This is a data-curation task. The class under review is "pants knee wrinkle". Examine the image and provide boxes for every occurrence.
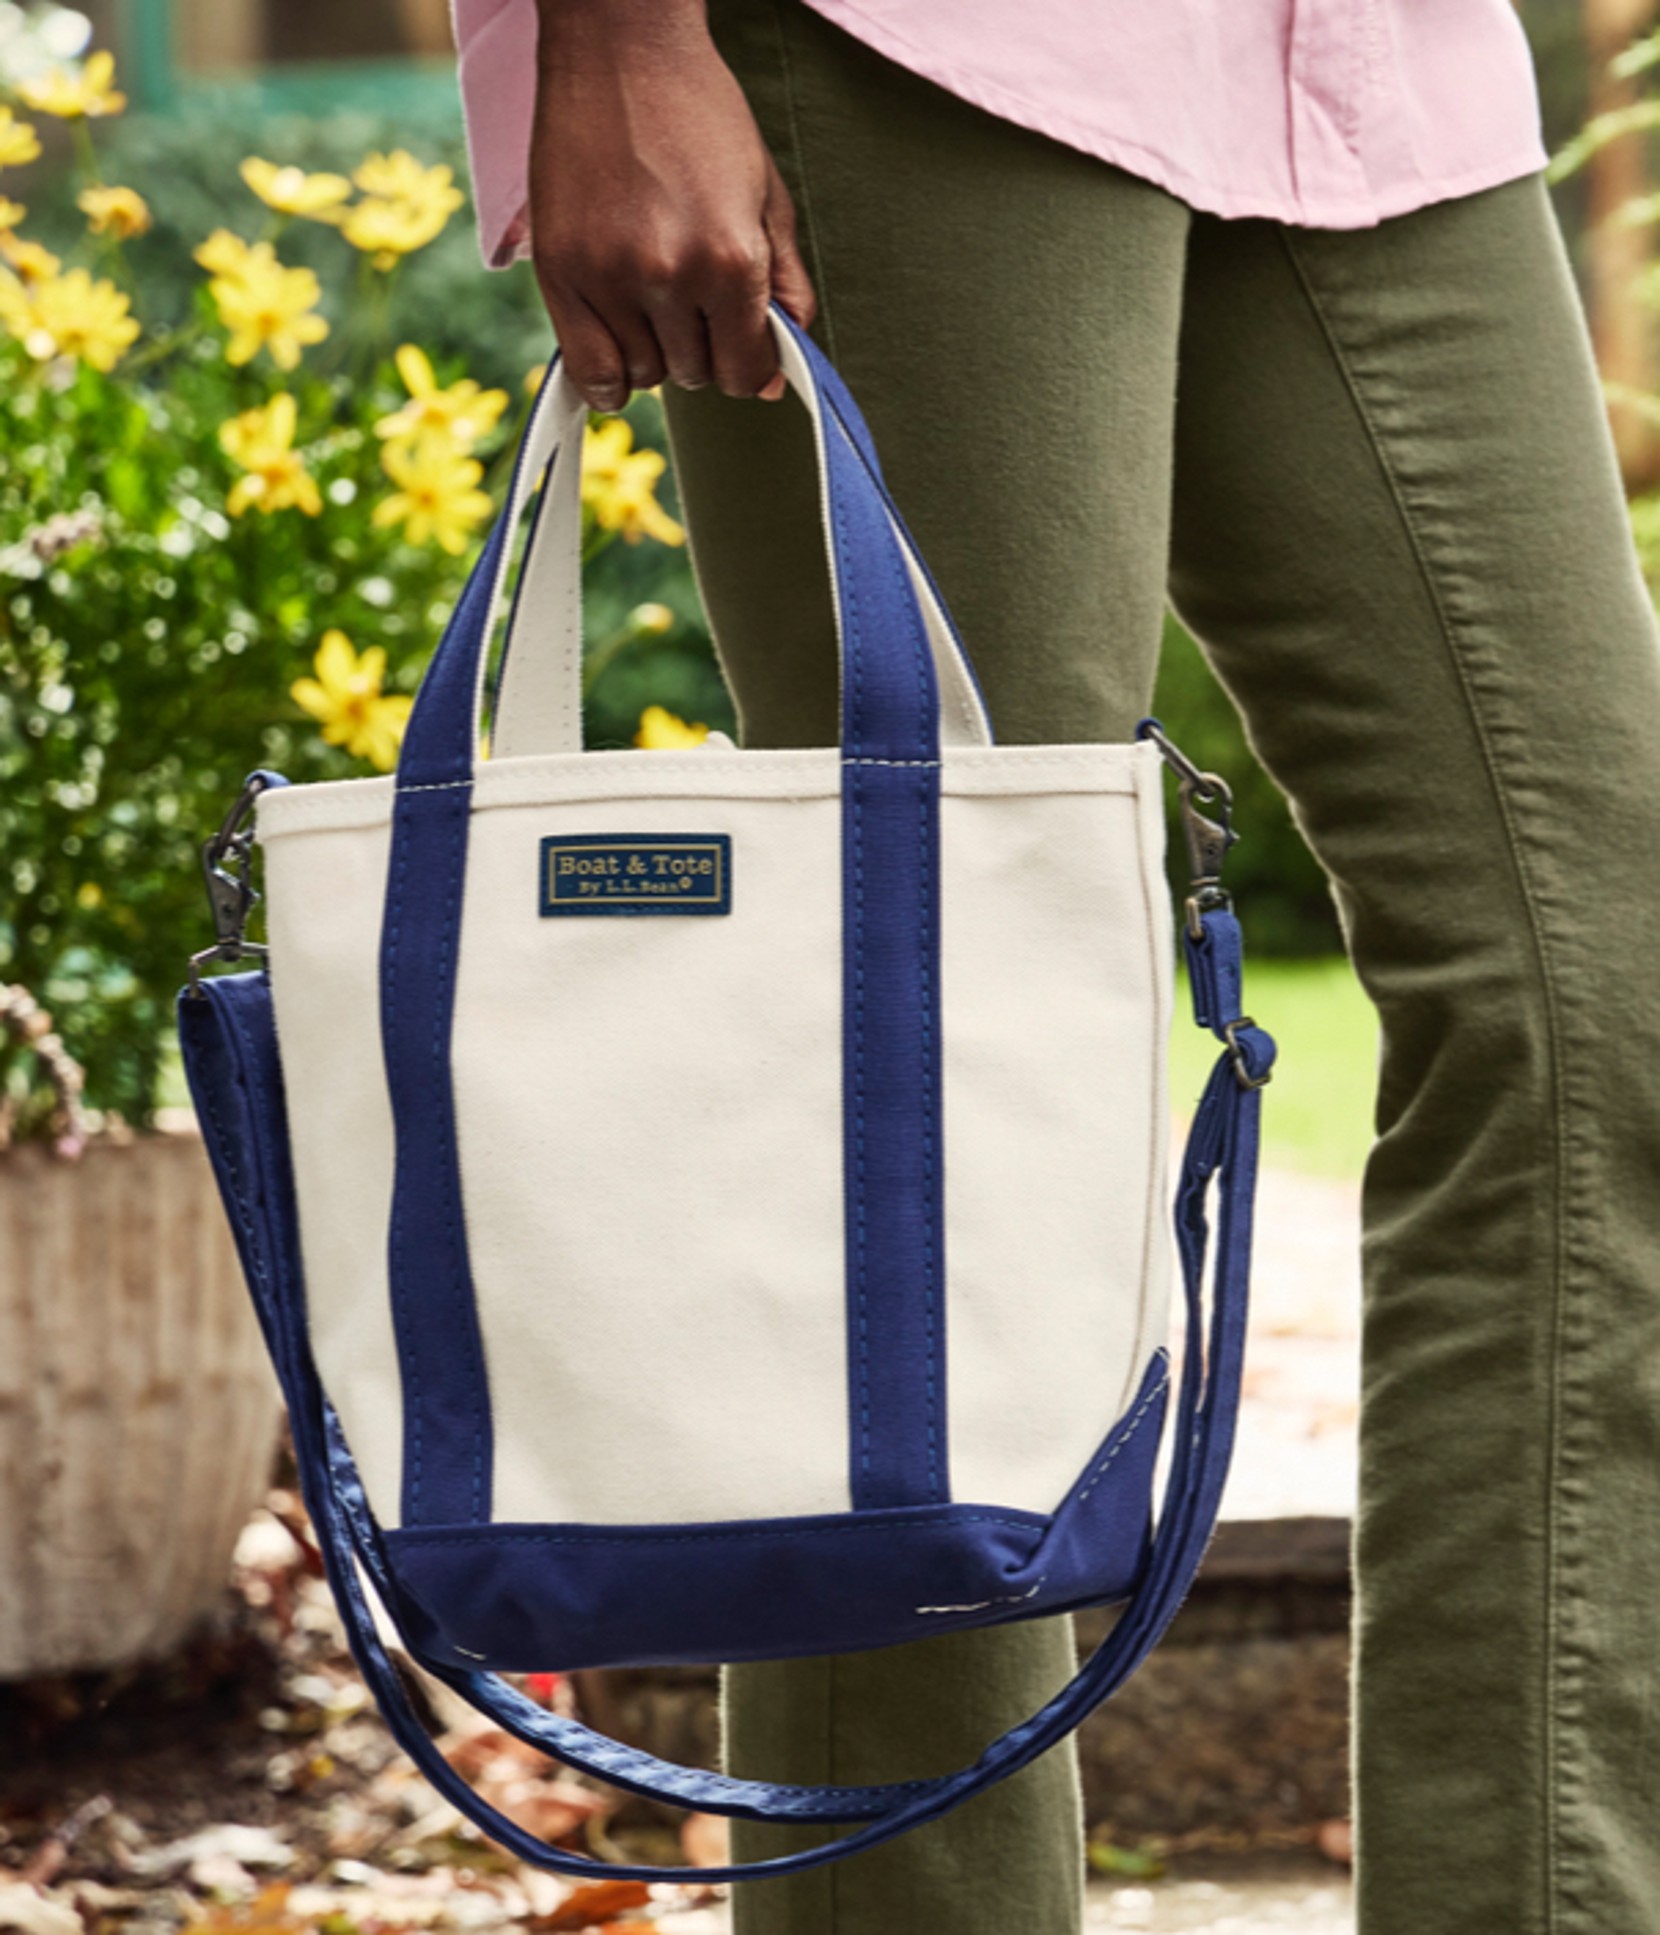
[1279,227,1602,1934]
[679,73,1644,1922]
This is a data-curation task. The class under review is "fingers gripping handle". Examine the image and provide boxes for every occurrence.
[402,302,992,780]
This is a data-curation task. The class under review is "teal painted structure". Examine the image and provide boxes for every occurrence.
[116,2,459,127]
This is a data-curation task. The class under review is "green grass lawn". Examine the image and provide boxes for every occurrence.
[1171,954,1377,1181]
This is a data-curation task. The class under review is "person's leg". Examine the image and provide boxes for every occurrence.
[656,1,1190,1927]
[663,0,1187,752]
[1169,172,1660,1933]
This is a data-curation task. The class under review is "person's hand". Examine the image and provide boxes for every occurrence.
[529,0,818,414]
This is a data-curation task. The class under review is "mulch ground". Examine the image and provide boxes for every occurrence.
[0,1488,725,1935]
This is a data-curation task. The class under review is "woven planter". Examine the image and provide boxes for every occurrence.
[0,1129,280,1678]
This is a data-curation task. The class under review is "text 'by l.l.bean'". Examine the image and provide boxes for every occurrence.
[539,834,732,916]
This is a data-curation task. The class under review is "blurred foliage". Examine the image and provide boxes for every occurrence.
[1149,618,1340,957]
[1548,18,1660,592]
[21,93,553,391]
[0,52,717,1132]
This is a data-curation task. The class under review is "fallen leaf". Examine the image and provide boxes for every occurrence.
[21,1797,112,1888]
[442,1727,539,1780]
[532,1879,652,1929]
[0,1882,83,1935]
[128,1826,293,1881]
[187,1855,257,1899]
[678,1816,728,1869]
[61,1883,142,1918]
[1086,1839,1166,1879]
[1316,1816,1353,1866]
[482,1782,609,1843]
[189,1884,304,1935]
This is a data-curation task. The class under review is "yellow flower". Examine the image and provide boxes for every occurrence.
[78,184,151,239]
[581,418,685,546]
[629,601,675,636]
[203,243,329,370]
[372,435,493,555]
[0,235,59,282]
[339,194,455,269]
[0,271,27,336]
[375,343,508,452]
[17,48,126,119]
[635,705,710,750]
[291,630,412,772]
[194,228,255,279]
[337,151,464,268]
[0,107,41,167]
[524,361,547,398]
[239,156,353,221]
[218,393,323,518]
[353,149,457,203]
[0,197,24,233]
[1,265,138,370]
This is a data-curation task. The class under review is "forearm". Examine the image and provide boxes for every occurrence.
[533,0,709,63]
[526,0,814,410]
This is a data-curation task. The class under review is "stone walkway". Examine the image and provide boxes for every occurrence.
[1087,1862,1353,1931]
[1225,1163,1362,1524]
[660,1863,1355,1933]
[1199,1160,1362,1526]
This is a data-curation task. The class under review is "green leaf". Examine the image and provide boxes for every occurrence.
[1087,1840,1166,1879]
[1547,99,1660,183]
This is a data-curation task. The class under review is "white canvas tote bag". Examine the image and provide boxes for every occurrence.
[178,302,1276,1881]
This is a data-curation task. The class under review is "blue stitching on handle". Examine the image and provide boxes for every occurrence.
[429,789,487,1523]
[384,815,424,1520]
[833,407,868,759]
[832,422,873,1496]
[920,772,939,1500]
[853,782,869,1485]
[885,461,943,1499]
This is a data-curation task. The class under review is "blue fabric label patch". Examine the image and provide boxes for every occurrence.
[539,834,732,916]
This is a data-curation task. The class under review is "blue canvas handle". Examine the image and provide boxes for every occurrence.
[397,303,988,790]
[178,906,1272,1881]
[376,308,987,1530]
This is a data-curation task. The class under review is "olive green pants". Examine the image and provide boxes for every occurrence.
[658,4,1660,1930]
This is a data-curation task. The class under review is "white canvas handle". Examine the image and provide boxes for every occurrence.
[484,308,993,759]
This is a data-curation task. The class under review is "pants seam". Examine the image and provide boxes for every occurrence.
[766,0,842,371]
[1275,220,1578,1935]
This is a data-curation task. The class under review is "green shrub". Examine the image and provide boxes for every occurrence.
[0,76,710,1131]
[22,90,555,392]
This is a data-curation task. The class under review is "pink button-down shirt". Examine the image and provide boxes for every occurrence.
[452,0,1547,268]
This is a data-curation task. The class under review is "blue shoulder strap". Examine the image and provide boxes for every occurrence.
[176,905,1272,1883]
